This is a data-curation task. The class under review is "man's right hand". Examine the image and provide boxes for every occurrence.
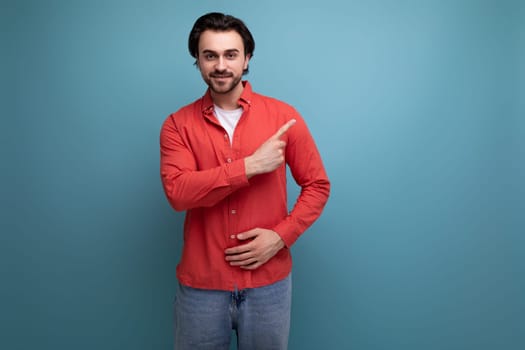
[244,119,296,178]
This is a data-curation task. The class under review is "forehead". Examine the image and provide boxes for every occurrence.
[198,30,244,53]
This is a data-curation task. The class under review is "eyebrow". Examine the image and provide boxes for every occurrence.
[201,49,241,55]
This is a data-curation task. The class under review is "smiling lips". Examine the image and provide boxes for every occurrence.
[211,73,233,79]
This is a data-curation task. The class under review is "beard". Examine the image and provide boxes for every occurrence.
[203,70,243,95]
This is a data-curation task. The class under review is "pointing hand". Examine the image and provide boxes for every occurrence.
[245,119,296,178]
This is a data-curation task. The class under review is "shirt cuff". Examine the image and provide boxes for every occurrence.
[227,158,249,189]
[273,218,301,248]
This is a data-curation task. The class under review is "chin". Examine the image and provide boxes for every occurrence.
[212,82,238,94]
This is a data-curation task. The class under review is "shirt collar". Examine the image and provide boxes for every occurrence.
[201,81,253,115]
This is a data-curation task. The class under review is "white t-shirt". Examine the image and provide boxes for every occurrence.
[214,105,243,144]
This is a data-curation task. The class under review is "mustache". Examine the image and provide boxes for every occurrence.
[210,71,233,78]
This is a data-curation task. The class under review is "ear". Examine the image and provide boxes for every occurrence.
[244,54,251,70]
[195,57,201,71]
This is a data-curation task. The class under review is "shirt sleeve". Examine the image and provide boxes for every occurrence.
[160,114,250,211]
[272,111,331,247]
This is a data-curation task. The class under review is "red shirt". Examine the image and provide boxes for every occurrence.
[160,82,330,291]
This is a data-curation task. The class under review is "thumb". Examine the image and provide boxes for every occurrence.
[236,229,259,240]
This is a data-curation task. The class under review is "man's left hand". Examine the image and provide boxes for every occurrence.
[224,228,285,270]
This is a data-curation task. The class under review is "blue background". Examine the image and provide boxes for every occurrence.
[2,0,524,349]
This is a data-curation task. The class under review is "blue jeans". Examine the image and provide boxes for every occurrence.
[173,274,292,350]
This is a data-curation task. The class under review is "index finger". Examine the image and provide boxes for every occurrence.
[225,242,252,255]
[273,119,296,139]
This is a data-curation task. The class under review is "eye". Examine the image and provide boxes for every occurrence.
[204,53,217,60]
[226,52,238,59]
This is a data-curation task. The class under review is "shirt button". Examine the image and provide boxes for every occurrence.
[231,209,237,214]
[230,235,236,239]
[227,158,232,163]
[224,133,228,139]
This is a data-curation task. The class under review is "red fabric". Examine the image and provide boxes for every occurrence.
[160,82,330,290]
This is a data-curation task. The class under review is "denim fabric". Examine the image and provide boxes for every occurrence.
[173,274,292,350]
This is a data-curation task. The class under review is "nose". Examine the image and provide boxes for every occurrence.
[216,56,227,71]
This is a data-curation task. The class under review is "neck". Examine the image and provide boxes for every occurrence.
[211,81,244,110]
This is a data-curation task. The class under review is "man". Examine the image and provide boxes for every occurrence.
[160,12,330,350]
